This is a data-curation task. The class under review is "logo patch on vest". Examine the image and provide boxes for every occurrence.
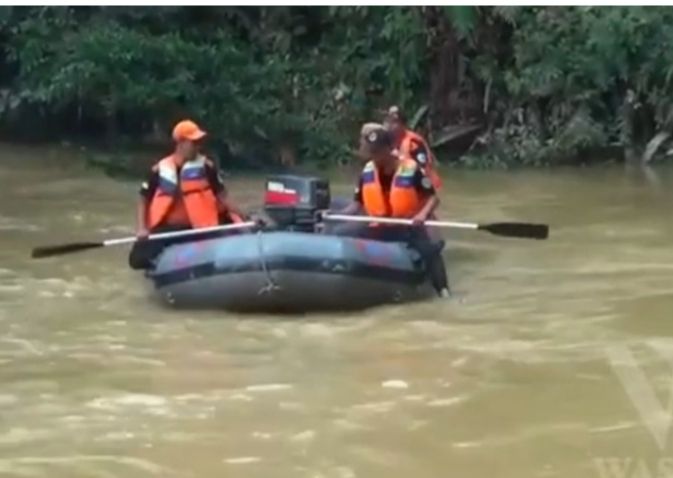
[416,152,427,164]
[394,177,414,188]
[182,167,204,180]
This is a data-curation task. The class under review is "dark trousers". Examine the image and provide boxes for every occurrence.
[128,224,190,270]
[128,215,240,270]
[330,222,449,294]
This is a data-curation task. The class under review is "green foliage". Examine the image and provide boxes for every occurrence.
[5,9,291,148]
[0,6,437,167]
[443,6,478,39]
[458,6,673,165]
[1,6,673,168]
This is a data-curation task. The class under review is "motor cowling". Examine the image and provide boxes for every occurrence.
[263,175,330,231]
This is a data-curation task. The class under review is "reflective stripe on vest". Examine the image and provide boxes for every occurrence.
[361,158,422,219]
[148,155,219,229]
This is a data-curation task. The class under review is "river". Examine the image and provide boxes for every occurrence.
[1,144,672,478]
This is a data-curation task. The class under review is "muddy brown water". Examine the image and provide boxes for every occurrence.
[1,144,673,478]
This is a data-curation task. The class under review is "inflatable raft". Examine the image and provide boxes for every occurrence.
[148,230,435,313]
[143,174,440,312]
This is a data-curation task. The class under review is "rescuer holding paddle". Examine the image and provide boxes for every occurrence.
[340,125,450,298]
[128,119,246,270]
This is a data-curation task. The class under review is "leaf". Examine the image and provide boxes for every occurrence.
[431,124,483,148]
[409,104,428,130]
[642,131,671,164]
[444,6,477,39]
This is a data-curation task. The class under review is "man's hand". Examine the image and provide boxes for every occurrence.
[219,195,246,220]
[339,201,362,216]
[249,213,267,227]
[136,226,150,239]
[411,212,427,226]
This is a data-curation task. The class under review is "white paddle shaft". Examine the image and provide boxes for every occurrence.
[322,213,479,230]
[103,221,257,246]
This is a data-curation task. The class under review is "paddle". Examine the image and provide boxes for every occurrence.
[321,213,549,240]
[30,221,258,259]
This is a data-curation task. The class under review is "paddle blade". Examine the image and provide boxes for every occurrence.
[478,222,549,240]
[31,242,103,259]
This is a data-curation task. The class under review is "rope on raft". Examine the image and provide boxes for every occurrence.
[255,230,281,295]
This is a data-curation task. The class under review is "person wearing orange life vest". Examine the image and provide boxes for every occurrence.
[128,119,246,270]
[383,105,442,190]
[339,126,450,297]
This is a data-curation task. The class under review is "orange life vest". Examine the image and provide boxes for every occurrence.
[361,158,424,218]
[397,129,442,190]
[147,154,220,229]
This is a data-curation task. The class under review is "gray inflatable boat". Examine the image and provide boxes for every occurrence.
[148,231,435,313]
[145,174,439,313]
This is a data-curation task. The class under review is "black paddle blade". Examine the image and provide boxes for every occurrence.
[31,242,103,259]
[478,222,549,240]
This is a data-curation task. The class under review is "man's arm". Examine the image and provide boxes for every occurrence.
[136,173,158,237]
[338,178,364,215]
[340,201,362,215]
[409,140,431,168]
[412,138,443,189]
[206,164,247,219]
[136,196,149,237]
[411,168,439,223]
[414,195,439,223]
[219,192,247,219]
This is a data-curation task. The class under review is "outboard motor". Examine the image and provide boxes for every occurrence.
[263,175,330,232]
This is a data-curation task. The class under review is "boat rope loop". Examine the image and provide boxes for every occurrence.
[255,230,281,295]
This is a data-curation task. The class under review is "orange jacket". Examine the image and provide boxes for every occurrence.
[147,154,220,229]
[361,158,424,218]
[396,129,442,190]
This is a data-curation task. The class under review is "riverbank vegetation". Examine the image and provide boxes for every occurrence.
[1,6,673,169]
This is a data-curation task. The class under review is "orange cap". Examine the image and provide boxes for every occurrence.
[172,120,207,142]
